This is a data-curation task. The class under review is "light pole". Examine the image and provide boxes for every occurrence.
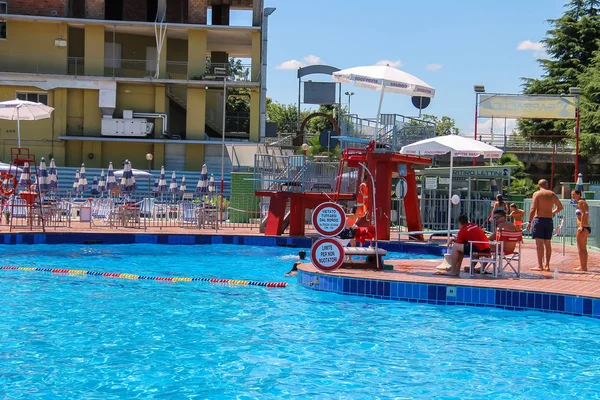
[345,91,354,114]
[145,153,153,230]
[569,87,582,182]
[473,85,485,166]
[221,77,227,227]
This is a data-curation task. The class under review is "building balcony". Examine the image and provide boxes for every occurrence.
[0,53,255,82]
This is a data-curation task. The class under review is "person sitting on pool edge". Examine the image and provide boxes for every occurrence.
[440,215,490,277]
[285,250,307,277]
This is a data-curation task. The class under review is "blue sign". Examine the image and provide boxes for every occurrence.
[395,178,408,199]
[319,130,340,149]
[397,164,407,177]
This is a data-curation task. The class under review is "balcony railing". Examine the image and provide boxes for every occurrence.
[0,53,255,82]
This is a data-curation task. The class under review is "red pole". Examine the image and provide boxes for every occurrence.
[220,179,224,224]
[551,143,556,190]
[473,93,478,166]
[574,106,580,182]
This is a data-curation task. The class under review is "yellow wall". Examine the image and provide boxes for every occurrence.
[101,142,155,168]
[115,83,156,115]
[186,88,206,140]
[251,31,261,82]
[188,29,207,79]
[85,25,105,75]
[83,90,101,135]
[0,20,68,75]
[67,89,84,136]
[185,145,204,171]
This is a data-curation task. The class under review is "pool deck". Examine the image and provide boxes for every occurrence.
[299,241,600,299]
[2,222,600,299]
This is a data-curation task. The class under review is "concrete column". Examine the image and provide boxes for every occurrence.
[186,88,206,140]
[159,36,168,79]
[249,89,260,142]
[188,0,208,24]
[83,90,101,136]
[154,85,167,138]
[187,30,208,79]
[84,25,105,76]
[85,0,105,19]
[251,31,261,82]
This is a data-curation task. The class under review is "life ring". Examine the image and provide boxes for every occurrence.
[0,173,17,197]
[356,182,370,218]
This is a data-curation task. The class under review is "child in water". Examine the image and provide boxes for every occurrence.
[285,250,307,277]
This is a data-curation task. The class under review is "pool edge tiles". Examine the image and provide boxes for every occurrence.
[298,270,600,320]
[0,233,313,248]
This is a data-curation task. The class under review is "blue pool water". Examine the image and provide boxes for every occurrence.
[1,244,599,399]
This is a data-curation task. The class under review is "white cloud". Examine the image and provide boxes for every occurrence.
[276,55,323,70]
[517,40,547,57]
[375,59,403,68]
[425,63,443,71]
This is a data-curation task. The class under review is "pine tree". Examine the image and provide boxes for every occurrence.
[519,0,600,145]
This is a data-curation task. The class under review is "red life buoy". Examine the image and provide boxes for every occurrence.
[0,173,17,197]
[356,182,370,218]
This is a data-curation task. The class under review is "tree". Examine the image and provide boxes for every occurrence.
[266,100,308,132]
[226,58,250,115]
[488,153,537,195]
[519,0,600,147]
[420,114,460,136]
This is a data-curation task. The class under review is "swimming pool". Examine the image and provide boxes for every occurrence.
[1,243,599,398]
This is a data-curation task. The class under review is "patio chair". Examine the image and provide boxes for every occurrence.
[468,240,500,277]
[180,201,198,226]
[9,198,28,218]
[496,229,523,278]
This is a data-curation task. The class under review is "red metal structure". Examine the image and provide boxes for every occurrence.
[256,141,432,240]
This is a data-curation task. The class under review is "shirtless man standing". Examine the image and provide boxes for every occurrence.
[527,179,563,271]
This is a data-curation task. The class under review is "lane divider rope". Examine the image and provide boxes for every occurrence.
[1,266,287,288]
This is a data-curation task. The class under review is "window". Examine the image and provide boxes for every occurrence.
[0,21,6,40]
[17,92,48,105]
[0,3,7,14]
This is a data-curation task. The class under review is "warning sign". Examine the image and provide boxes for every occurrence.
[312,202,346,237]
[311,238,345,272]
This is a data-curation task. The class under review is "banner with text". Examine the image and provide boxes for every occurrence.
[478,94,577,120]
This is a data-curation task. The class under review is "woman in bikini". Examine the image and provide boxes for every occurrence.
[572,189,591,272]
[488,194,508,224]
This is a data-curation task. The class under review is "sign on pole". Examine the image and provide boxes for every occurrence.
[311,238,345,272]
[312,202,346,237]
[395,178,408,199]
[425,177,438,190]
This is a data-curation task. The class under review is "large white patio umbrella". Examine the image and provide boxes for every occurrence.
[333,65,435,138]
[401,135,503,246]
[0,100,54,147]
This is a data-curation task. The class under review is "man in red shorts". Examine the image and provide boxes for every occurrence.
[443,215,490,276]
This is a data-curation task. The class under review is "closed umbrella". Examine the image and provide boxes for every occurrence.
[106,162,117,192]
[169,171,178,194]
[48,158,58,192]
[78,163,89,194]
[333,65,435,137]
[208,174,215,194]
[72,170,80,193]
[98,169,106,195]
[196,164,208,195]
[180,175,187,194]
[91,177,99,196]
[0,99,54,148]
[17,162,31,192]
[37,157,50,193]
[120,160,137,193]
[152,178,159,194]
[158,166,168,194]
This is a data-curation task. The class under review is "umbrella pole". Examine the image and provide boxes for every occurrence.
[375,90,385,140]
[446,152,454,249]
[17,109,21,148]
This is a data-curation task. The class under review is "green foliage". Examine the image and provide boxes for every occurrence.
[420,114,460,136]
[519,0,600,154]
[266,99,309,131]
[510,177,538,196]
[226,58,250,114]
[488,153,535,194]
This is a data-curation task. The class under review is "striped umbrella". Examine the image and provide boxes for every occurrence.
[98,169,106,194]
[17,162,31,192]
[78,163,89,194]
[180,175,187,194]
[91,177,99,196]
[48,158,58,191]
[196,163,208,195]
[73,170,80,192]
[152,178,159,194]
[120,160,136,193]
[37,157,50,193]
[158,166,168,193]
[208,174,215,194]
[106,162,117,191]
[169,171,178,194]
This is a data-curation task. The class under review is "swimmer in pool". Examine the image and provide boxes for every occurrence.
[285,250,306,277]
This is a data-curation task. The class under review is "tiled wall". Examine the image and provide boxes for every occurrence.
[299,271,600,319]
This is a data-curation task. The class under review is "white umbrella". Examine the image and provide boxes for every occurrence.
[333,65,435,135]
[0,99,54,147]
[0,162,22,173]
[401,135,503,245]
[114,168,152,178]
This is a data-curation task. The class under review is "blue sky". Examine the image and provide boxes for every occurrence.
[255,0,567,135]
